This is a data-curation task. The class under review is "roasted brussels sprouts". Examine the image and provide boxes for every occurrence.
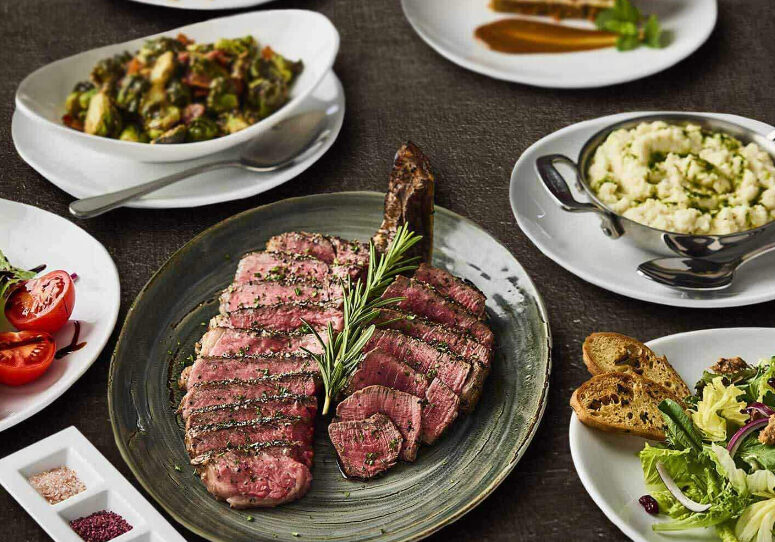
[90,52,131,87]
[138,37,184,64]
[250,49,303,84]
[246,78,288,118]
[65,83,96,116]
[214,36,255,56]
[118,124,149,143]
[207,77,239,113]
[166,79,192,107]
[186,116,219,142]
[151,124,187,144]
[83,91,122,137]
[221,112,250,134]
[144,104,181,134]
[116,75,149,114]
[149,51,176,85]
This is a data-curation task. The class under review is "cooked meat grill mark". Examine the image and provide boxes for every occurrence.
[213,302,344,333]
[266,232,370,268]
[234,251,358,284]
[381,276,494,347]
[182,354,319,389]
[328,414,403,480]
[220,279,343,313]
[192,440,314,469]
[336,385,423,462]
[185,396,318,431]
[187,417,315,459]
[413,263,486,319]
[198,327,325,358]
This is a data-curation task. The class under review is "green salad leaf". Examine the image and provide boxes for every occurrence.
[595,0,664,51]
[0,249,35,303]
[659,399,704,453]
[735,498,775,542]
[736,434,775,472]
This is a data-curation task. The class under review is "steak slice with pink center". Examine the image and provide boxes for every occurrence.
[366,329,470,395]
[187,417,315,459]
[179,375,317,420]
[266,232,369,268]
[328,413,403,479]
[186,396,318,431]
[336,385,423,462]
[182,354,319,389]
[345,349,428,397]
[413,263,487,319]
[198,451,312,508]
[421,379,460,444]
[234,251,358,283]
[381,276,493,347]
[198,328,324,358]
[220,279,343,313]
[213,303,343,333]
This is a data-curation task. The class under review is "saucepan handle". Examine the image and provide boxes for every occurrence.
[535,154,623,239]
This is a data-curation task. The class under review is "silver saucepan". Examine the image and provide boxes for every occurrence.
[536,113,775,259]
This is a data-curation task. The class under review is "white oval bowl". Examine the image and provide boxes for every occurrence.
[15,9,339,163]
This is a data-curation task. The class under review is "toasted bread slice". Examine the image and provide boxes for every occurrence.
[582,332,690,399]
[570,372,683,440]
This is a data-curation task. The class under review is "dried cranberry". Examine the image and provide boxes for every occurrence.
[639,495,659,515]
[768,378,775,388]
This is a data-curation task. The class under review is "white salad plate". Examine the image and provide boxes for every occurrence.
[401,0,717,88]
[0,200,120,432]
[12,70,344,209]
[129,0,275,10]
[569,327,775,542]
[0,426,186,542]
[510,111,775,309]
[15,9,339,163]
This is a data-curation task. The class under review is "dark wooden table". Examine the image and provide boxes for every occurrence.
[2,0,774,540]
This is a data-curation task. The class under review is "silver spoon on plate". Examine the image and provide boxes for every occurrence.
[69,109,330,219]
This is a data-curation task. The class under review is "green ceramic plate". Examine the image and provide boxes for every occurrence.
[108,192,551,542]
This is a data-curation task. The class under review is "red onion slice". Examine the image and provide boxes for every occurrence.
[727,417,769,458]
[747,402,775,420]
[655,462,712,513]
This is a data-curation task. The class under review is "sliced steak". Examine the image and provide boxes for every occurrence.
[376,308,492,367]
[413,264,486,319]
[336,385,422,462]
[179,375,317,419]
[460,362,490,413]
[192,441,314,469]
[266,232,369,268]
[213,303,343,333]
[186,396,318,430]
[220,279,343,313]
[235,251,358,283]
[421,379,460,444]
[182,354,319,389]
[328,413,402,479]
[187,417,315,458]
[198,327,324,358]
[366,329,470,395]
[345,348,428,398]
[198,451,312,508]
[381,276,493,347]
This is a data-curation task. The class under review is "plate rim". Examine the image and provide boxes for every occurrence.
[509,111,775,309]
[11,70,345,209]
[400,0,718,88]
[108,190,552,541]
[568,326,775,542]
[0,198,121,432]
[127,0,276,10]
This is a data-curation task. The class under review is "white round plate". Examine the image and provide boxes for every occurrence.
[128,0,275,10]
[569,327,775,542]
[510,111,775,309]
[401,0,717,88]
[12,71,344,209]
[0,199,120,432]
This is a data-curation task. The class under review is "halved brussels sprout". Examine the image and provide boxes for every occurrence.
[207,78,239,113]
[151,124,187,144]
[116,75,149,114]
[186,117,219,142]
[246,78,288,118]
[83,91,122,137]
[118,124,150,143]
[144,104,181,133]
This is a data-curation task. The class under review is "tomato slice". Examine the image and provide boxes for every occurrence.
[5,270,75,333]
[0,331,56,386]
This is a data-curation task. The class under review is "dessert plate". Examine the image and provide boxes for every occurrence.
[401,0,717,88]
[129,0,276,9]
[12,71,344,209]
[569,327,775,542]
[108,192,551,542]
[0,200,120,432]
[15,10,339,162]
[510,111,775,308]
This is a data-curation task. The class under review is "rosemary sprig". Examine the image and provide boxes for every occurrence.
[303,224,423,415]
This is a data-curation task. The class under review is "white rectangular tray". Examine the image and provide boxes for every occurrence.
[0,426,186,542]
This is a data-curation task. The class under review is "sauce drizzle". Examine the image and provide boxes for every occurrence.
[55,321,87,359]
[475,19,617,54]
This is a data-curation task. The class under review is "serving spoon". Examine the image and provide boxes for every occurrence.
[637,239,775,290]
[69,109,330,219]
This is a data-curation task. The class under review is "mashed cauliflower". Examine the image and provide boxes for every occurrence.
[588,121,775,234]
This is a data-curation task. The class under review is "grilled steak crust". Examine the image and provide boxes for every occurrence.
[336,385,423,462]
[372,142,435,263]
[366,329,471,395]
[213,303,344,333]
[186,396,318,431]
[220,279,343,313]
[382,276,494,347]
[346,349,429,398]
[187,417,315,459]
[182,354,319,389]
[421,379,460,444]
[375,308,492,366]
[266,232,370,268]
[328,414,403,479]
[179,375,318,419]
[413,264,486,319]
[198,327,324,358]
[198,451,312,508]
[234,251,358,284]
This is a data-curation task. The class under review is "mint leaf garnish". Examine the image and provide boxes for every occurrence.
[595,0,664,52]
